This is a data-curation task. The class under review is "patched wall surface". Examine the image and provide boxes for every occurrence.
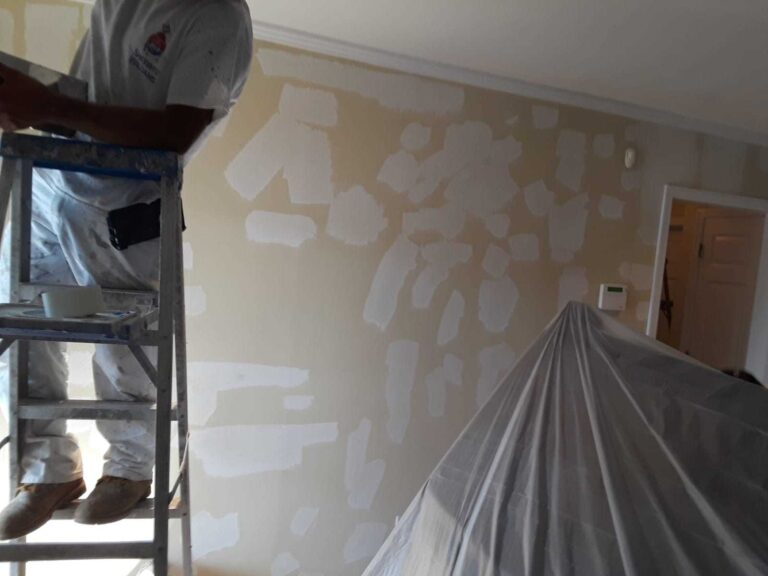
[1,2,768,575]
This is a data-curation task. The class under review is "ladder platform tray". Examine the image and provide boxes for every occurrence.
[52,496,184,521]
[0,304,151,342]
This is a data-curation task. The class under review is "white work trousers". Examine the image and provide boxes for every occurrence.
[0,176,160,483]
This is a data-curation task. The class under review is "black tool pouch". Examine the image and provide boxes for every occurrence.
[107,199,186,251]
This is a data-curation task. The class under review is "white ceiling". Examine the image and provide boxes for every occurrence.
[247,0,768,143]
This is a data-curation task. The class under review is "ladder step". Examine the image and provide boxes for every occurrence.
[52,497,184,520]
[0,541,154,562]
[18,400,178,421]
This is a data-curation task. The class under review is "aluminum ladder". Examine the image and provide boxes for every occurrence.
[0,133,192,576]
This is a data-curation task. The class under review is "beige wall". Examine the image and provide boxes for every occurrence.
[2,2,768,575]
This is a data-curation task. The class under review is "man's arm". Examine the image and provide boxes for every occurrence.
[0,63,213,155]
[50,98,214,155]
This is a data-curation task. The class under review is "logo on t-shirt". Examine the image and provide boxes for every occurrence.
[131,23,171,83]
[144,24,171,57]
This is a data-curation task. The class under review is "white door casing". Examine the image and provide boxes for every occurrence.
[648,186,768,383]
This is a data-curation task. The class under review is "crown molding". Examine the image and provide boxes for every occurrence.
[251,20,768,148]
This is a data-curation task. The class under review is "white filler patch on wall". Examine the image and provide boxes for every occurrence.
[364,236,420,330]
[271,552,300,576]
[438,290,465,347]
[188,362,308,426]
[478,277,519,333]
[403,204,466,239]
[549,194,589,262]
[246,212,318,248]
[400,123,432,151]
[191,423,339,478]
[182,242,194,270]
[290,507,320,537]
[524,180,555,217]
[385,340,420,444]
[425,354,463,417]
[327,186,387,246]
[257,48,465,116]
[343,523,390,564]
[378,150,419,194]
[482,244,510,278]
[412,242,472,309]
[191,511,239,561]
[226,85,337,205]
[185,286,207,317]
[382,122,520,207]
[345,418,386,510]
[444,135,522,217]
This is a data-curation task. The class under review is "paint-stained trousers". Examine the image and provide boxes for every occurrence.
[0,177,160,483]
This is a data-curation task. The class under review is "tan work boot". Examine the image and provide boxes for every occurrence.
[74,476,151,525]
[0,478,86,540]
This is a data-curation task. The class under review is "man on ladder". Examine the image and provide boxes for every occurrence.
[0,0,252,539]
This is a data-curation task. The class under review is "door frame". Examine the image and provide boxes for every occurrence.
[648,185,768,380]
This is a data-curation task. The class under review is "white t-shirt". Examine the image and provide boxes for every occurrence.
[37,0,253,209]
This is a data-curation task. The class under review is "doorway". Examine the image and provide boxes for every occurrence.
[648,186,768,381]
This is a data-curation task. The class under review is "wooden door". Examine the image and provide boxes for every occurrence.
[680,208,764,369]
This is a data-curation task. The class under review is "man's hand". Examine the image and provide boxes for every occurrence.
[0,63,57,131]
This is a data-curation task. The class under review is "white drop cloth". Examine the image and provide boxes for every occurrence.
[365,303,768,576]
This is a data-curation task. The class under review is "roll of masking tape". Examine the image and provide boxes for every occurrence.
[42,286,106,319]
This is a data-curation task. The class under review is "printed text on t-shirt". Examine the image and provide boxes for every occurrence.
[129,49,160,83]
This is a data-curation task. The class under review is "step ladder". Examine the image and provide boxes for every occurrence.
[0,133,192,576]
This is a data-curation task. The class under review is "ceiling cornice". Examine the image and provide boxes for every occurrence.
[251,19,768,148]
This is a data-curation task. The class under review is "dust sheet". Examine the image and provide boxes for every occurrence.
[364,303,768,576]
